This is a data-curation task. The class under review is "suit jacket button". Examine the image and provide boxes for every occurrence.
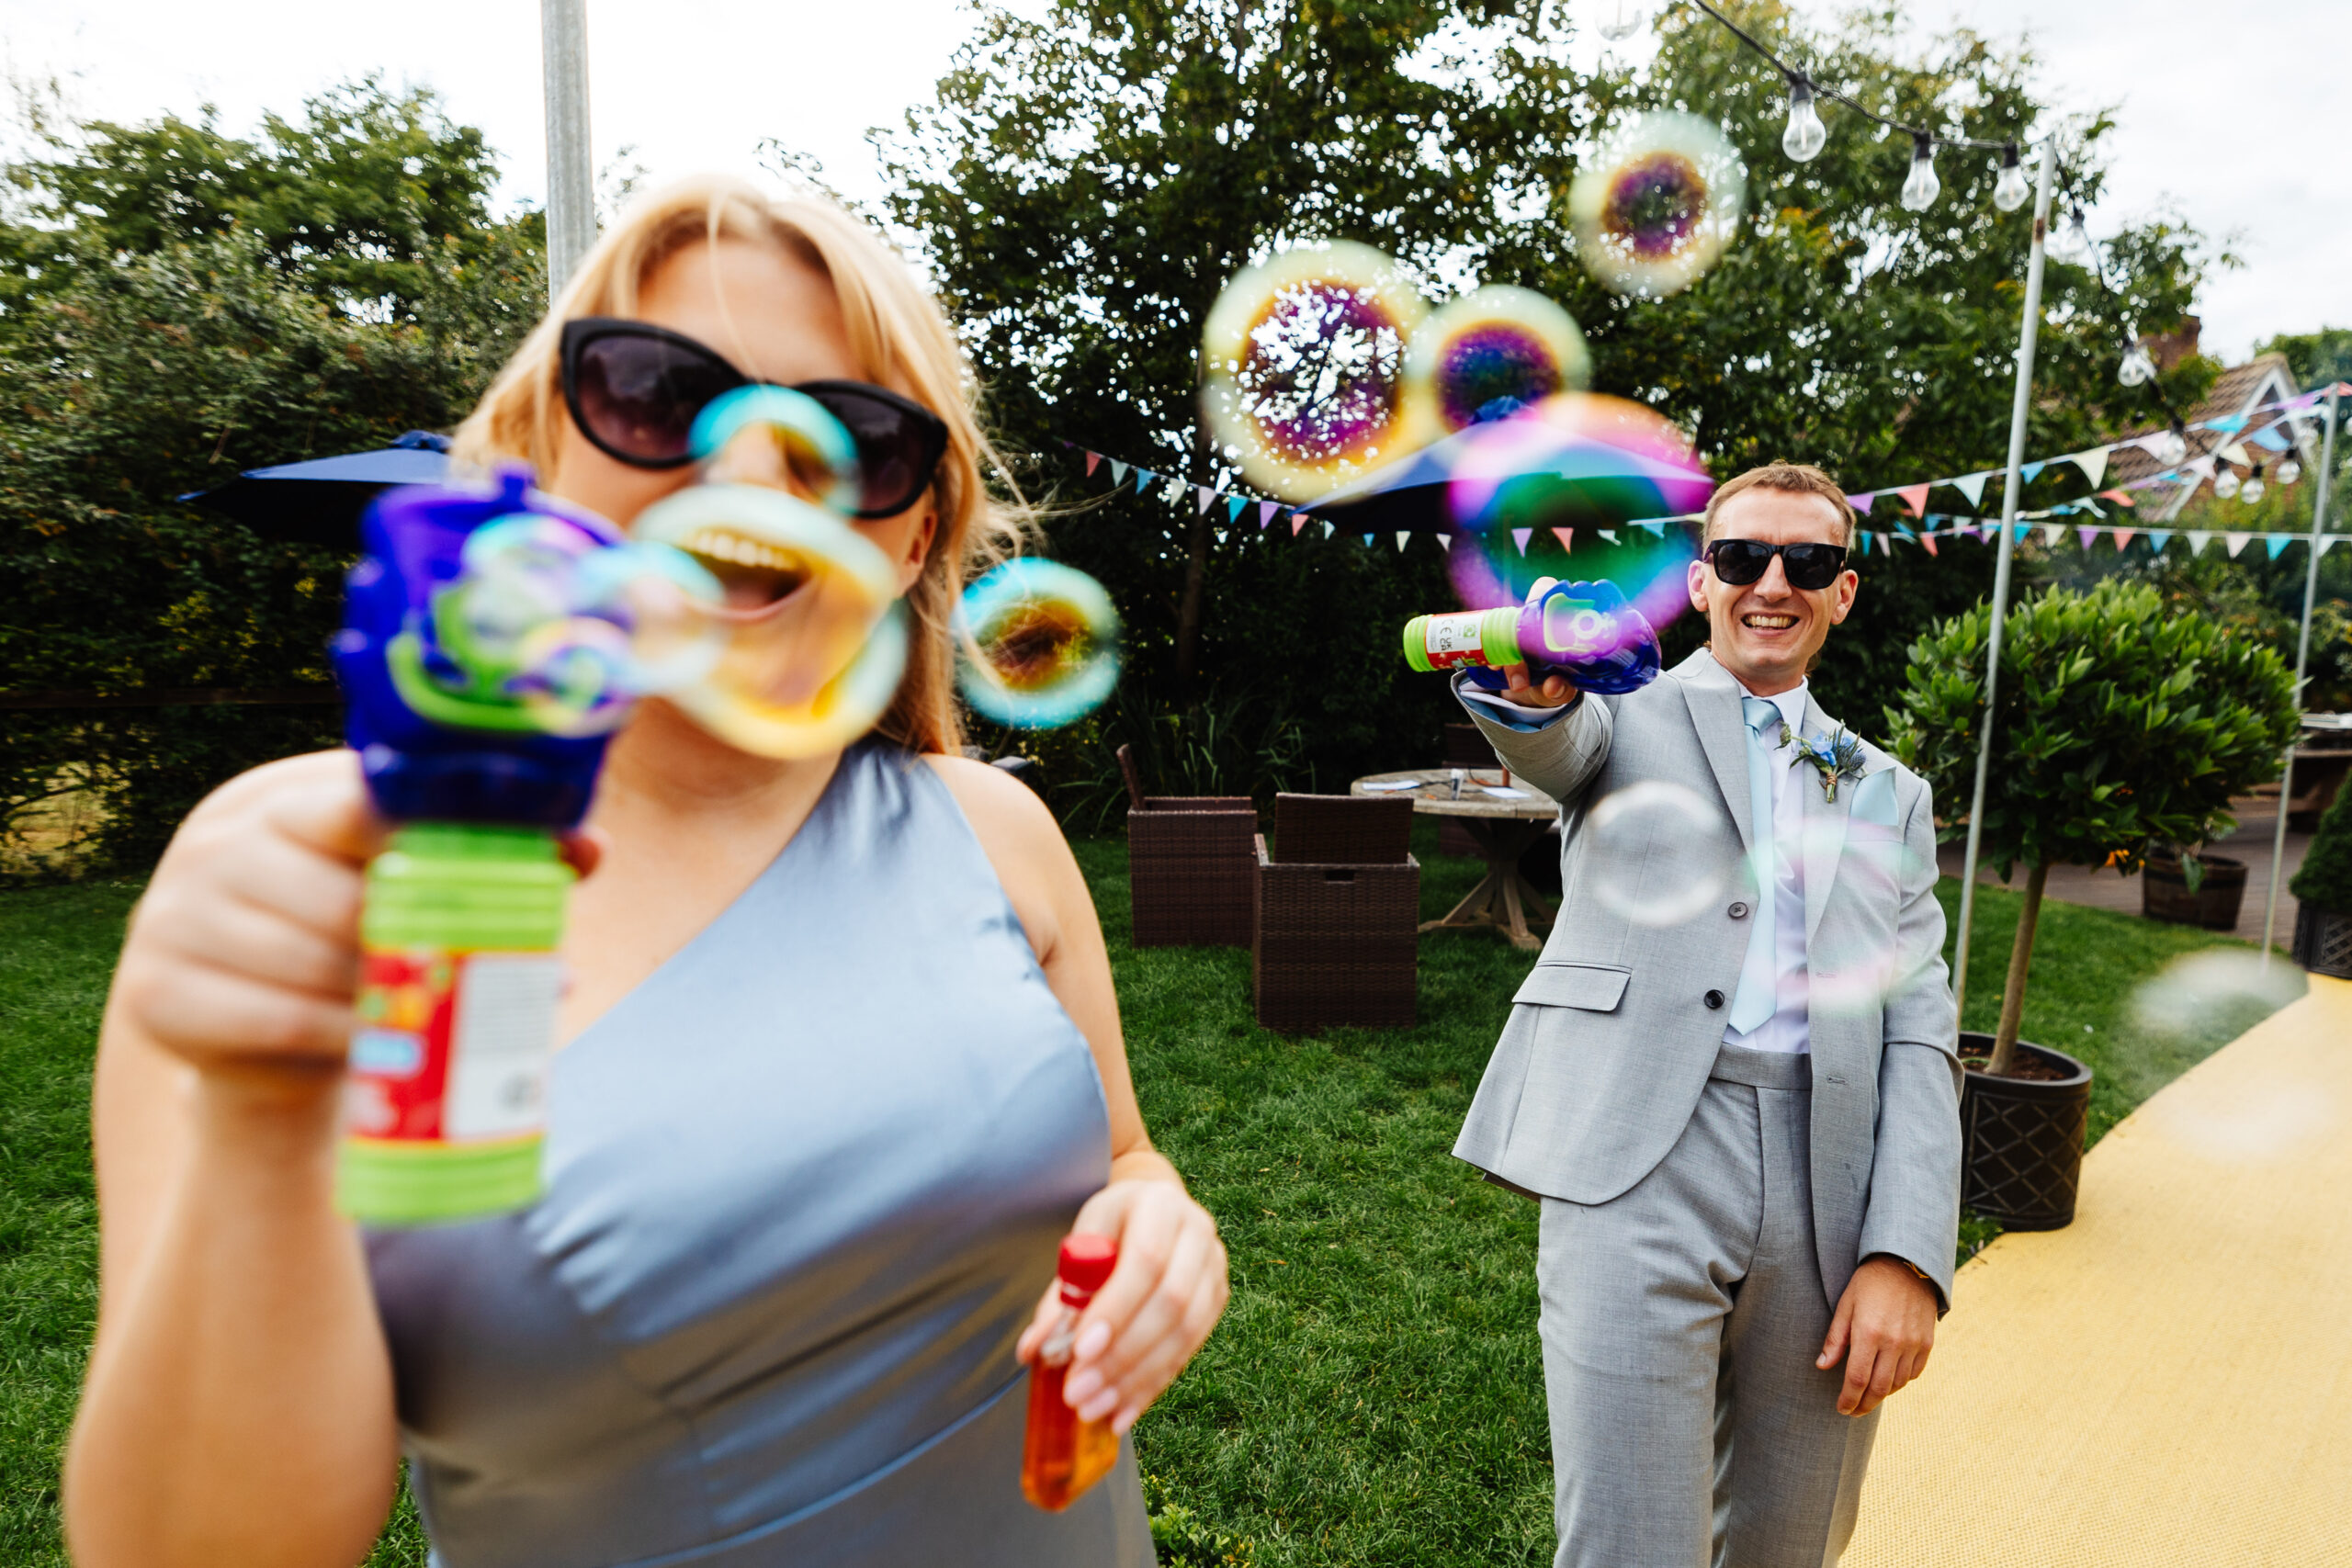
[1703,989,1725,1010]
[1728,902,1750,919]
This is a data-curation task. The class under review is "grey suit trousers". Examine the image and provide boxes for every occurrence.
[1538,1044,1877,1568]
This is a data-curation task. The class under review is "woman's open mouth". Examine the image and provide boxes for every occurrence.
[679,526,814,615]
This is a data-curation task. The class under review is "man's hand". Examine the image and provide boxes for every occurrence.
[1816,1256,1938,1416]
[1493,662,1577,709]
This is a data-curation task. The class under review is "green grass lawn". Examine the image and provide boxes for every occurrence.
[0,829,2300,1567]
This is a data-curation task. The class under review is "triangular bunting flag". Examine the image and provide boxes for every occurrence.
[1195,486,1216,515]
[1921,534,1939,556]
[1436,535,1453,551]
[2266,535,2291,559]
[2219,441,2251,467]
[1893,484,1929,518]
[1396,532,1410,552]
[1877,530,1892,556]
[1259,501,1279,529]
[1635,520,1665,537]
[2113,528,2136,551]
[1951,472,1991,509]
[1292,514,1309,536]
[1511,528,1532,556]
[1110,460,1129,486]
[2077,526,2098,551]
[2250,425,2291,452]
[2019,460,2046,483]
[2042,524,2065,547]
[2319,536,2343,555]
[1846,492,1878,515]
[2097,488,2137,507]
[1361,533,1375,547]
[2069,446,2110,487]
[1321,521,1334,538]
[2204,413,2247,434]
[2224,532,2251,557]
[1553,527,1575,554]
[1598,529,1620,545]
[1134,468,1155,495]
[2186,531,2212,555]
[2147,531,2173,554]
[1226,495,1248,524]
[1085,451,1102,477]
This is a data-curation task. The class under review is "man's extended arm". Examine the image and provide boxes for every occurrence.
[1453,678,1613,811]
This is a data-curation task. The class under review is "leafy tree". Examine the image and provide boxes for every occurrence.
[0,85,543,874]
[2290,764,2352,916]
[1887,581,2297,1074]
[2258,326,2352,393]
[882,0,2215,782]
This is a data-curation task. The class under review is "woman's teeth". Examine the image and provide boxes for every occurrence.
[684,528,803,575]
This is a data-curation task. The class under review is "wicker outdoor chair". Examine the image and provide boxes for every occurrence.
[1120,744,1258,947]
[1251,793,1419,1032]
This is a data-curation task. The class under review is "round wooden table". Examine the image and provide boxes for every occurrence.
[1351,768,1561,951]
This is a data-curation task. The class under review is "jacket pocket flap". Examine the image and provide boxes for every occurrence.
[1513,963,1632,1011]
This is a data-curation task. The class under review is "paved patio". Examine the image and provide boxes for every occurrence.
[1939,795,2312,947]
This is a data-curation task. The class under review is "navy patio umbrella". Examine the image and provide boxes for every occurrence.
[184,430,451,548]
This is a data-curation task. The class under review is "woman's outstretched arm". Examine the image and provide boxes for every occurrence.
[927,755,1230,1435]
[66,752,400,1568]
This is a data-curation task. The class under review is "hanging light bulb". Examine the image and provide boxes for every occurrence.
[2239,465,2266,505]
[2045,207,2091,264]
[1597,1,1645,41]
[1899,133,1940,211]
[1992,144,2030,213]
[2211,467,2241,500]
[2117,343,2156,388]
[2154,425,2188,468]
[2278,456,2302,485]
[1781,78,1826,163]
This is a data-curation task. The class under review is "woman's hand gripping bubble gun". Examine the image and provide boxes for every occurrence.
[332,466,724,1226]
[1401,576,1661,696]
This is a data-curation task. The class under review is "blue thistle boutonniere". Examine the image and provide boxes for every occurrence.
[1781,725,1867,804]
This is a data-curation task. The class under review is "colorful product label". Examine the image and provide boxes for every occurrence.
[1417,611,1490,669]
[346,949,561,1144]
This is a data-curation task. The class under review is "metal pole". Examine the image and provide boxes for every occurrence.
[1952,139,2057,1018]
[2259,382,2340,971]
[541,0,595,302]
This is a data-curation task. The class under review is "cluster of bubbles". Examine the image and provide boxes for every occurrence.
[629,386,910,759]
[1568,111,1747,299]
[954,559,1123,729]
[435,512,724,738]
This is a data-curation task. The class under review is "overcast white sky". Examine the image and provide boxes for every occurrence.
[4,1,2345,363]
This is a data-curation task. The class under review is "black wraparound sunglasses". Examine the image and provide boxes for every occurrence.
[559,317,951,520]
[1702,538,1850,591]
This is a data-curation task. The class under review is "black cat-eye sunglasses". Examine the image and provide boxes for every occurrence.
[558,317,951,520]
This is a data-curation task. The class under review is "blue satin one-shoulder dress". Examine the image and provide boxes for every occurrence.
[366,740,1158,1567]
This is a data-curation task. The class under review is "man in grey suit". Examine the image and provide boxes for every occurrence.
[1453,461,1961,1567]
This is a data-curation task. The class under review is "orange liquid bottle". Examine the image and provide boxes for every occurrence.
[1021,1234,1121,1511]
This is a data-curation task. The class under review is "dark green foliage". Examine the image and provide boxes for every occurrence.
[885,0,2212,771]
[2257,327,2352,393]
[0,844,2290,1565]
[0,85,544,875]
[1887,580,2299,876]
[2289,770,2352,913]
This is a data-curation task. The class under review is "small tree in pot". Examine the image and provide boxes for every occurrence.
[2290,778,2352,977]
[1890,579,2298,1075]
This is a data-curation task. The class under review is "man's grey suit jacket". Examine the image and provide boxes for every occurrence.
[1454,648,1963,1309]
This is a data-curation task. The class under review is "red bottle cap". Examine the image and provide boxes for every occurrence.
[1057,1234,1118,1298]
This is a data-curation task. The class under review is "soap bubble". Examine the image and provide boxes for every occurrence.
[2128,950,2305,1043]
[510,615,638,736]
[1574,780,1740,928]
[690,385,862,515]
[1568,111,1747,299]
[1200,242,1427,502]
[956,559,1121,729]
[1404,286,1590,438]
[630,482,905,758]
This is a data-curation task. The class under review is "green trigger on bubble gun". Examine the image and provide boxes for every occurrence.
[1403,577,1661,695]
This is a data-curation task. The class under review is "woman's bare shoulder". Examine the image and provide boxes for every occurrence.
[919,753,1081,953]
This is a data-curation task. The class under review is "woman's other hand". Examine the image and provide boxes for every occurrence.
[111,750,385,1106]
[1016,1179,1228,1435]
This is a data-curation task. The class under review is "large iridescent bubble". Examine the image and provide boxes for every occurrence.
[1201,242,1428,502]
[1404,286,1591,440]
[629,385,908,759]
[955,559,1122,729]
[1442,393,1713,638]
[1569,111,1747,299]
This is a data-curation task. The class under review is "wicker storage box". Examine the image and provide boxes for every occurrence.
[1250,793,1419,1032]
[1128,799,1257,947]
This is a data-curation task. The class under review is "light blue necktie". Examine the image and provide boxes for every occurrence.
[1726,696,1781,1034]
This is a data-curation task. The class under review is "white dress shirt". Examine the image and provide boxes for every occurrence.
[1723,680,1812,1055]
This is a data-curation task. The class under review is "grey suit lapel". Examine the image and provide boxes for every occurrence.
[1799,690,1853,947]
[1677,650,1754,853]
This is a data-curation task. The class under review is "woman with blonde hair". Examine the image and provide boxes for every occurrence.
[65,175,1223,1567]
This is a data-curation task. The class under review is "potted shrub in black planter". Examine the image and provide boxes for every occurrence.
[2290,780,2352,978]
[1889,581,2298,1228]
